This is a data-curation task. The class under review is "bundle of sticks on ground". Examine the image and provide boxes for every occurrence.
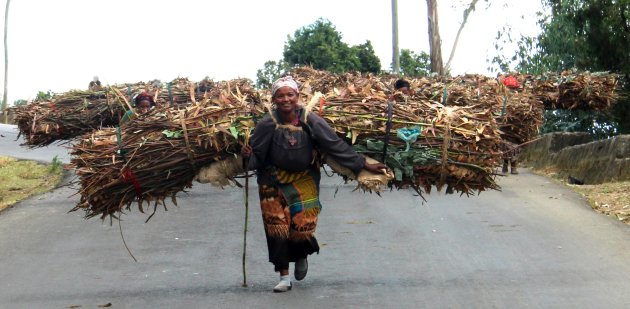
[72,75,505,219]
[13,77,215,147]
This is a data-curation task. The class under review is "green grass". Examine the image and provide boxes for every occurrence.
[0,156,64,212]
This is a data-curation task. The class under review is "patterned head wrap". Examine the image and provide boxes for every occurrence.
[271,76,299,97]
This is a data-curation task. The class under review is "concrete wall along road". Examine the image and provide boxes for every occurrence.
[520,132,630,184]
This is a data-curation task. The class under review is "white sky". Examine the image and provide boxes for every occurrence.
[0,0,544,104]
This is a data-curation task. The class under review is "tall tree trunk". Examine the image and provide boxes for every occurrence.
[426,0,444,75]
[392,0,400,75]
[444,0,480,72]
[2,0,10,123]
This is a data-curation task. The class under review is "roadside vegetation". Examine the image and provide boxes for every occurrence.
[533,166,630,224]
[0,156,64,212]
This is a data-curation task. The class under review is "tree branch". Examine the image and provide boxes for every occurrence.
[444,0,480,72]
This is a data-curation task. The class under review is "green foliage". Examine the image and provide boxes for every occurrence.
[282,18,381,73]
[399,49,431,77]
[352,138,440,181]
[489,1,630,75]
[541,109,618,139]
[255,60,290,89]
[489,0,630,136]
[351,40,381,73]
[162,129,183,138]
[49,155,63,174]
[12,99,27,106]
[35,90,53,102]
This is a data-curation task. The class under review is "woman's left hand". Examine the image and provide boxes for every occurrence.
[363,162,388,174]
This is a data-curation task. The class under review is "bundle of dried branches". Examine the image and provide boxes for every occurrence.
[302,81,502,196]
[504,71,620,110]
[13,78,216,147]
[72,74,504,219]
[71,79,258,219]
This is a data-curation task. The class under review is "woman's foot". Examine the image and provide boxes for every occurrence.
[294,257,308,281]
[273,275,292,293]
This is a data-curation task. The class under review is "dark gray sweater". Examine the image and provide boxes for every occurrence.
[248,107,365,178]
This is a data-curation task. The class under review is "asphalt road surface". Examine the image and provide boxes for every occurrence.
[0,124,72,163]
[1,124,630,308]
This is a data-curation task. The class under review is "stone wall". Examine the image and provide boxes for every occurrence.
[520,132,630,184]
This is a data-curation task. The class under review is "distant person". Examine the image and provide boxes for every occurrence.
[120,92,155,124]
[394,79,412,96]
[88,76,103,91]
[501,140,520,175]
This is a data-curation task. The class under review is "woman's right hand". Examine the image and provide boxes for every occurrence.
[241,144,252,158]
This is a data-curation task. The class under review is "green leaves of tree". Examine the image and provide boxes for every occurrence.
[285,18,383,73]
[489,0,630,136]
[399,49,431,77]
[255,18,382,88]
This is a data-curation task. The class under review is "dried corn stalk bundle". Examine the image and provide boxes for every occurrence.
[505,71,620,110]
[391,73,543,145]
[71,79,260,219]
[288,70,503,196]
[292,67,543,145]
[318,92,502,195]
[13,89,126,148]
[13,77,215,147]
[494,91,544,145]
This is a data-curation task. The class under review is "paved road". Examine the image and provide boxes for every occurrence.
[1,127,630,308]
[0,124,72,163]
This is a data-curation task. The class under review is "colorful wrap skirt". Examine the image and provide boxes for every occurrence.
[257,167,321,272]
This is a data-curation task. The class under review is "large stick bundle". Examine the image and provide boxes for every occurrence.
[13,78,214,147]
[292,69,503,192]
[71,79,259,219]
[292,67,540,145]
[68,68,621,219]
[72,73,504,219]
[13,90,126,147]
[406,74,544,145]
[514,71,621,110]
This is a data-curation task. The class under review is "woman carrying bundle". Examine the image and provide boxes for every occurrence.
[241,76,387,292]
[120,92,155,124]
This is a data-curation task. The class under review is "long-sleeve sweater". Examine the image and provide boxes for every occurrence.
[248,107,365,181]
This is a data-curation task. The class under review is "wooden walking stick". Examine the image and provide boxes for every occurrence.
[241,129,251,288]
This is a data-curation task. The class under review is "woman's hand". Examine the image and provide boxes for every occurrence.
[241,144,253,158]
[363,162,388,174]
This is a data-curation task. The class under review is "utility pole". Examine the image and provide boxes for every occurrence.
[391,0,400,75]
[2,0,10,123]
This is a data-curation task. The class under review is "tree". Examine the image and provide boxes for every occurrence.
[282,18,380,73]
[12,98,26,106]
[352,40,381,74]
[425,0,492,75]
[444,0,481,72]
[489,0,630,135]
[255,60,289,89]
[399,49,431,77]
[426,0,444,75]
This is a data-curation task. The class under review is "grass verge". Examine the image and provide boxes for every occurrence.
[0,156,64,212]
[531,166,630,224]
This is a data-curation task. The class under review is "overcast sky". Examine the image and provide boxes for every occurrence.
[0,0,544,104]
